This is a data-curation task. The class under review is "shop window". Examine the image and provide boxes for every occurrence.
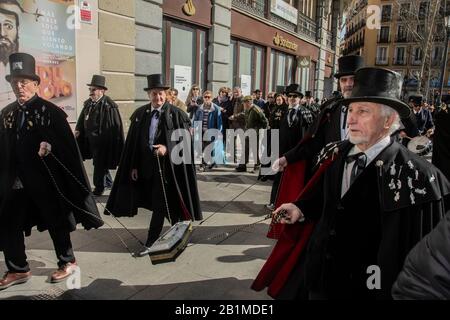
[270,49,297,92]
[162,20,207,91]
[230,38,265,95]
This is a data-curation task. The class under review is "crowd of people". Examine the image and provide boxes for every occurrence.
[1,50,450,300]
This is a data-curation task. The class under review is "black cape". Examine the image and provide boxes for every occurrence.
[75,95,124,169]
[285,139,450,299]
[432,108,450,181]
[392,208,450,299]
[0,96,103,239]
[105,102,202,221]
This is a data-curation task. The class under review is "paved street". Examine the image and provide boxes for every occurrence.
[0,161,275,300]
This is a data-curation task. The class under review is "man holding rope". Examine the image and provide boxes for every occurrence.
[0,53,103,290]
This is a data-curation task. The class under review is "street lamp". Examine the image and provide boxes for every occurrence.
[438,14,450,105]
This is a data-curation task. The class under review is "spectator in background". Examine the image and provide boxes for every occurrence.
[253,89,265,109]
[410,95,434,136]
[213,87,233,148]
[229,87,246,170]
[171,88,187,113]
[186,84,202,119]
[193,90,223,171]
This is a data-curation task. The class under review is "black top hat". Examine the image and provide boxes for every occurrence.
[5,52,40,84]
[285,84,304,97]
[87,75,107,90]
[342,67,411,119]
[334,55,365,78]
[144,74,170,91]
[441,94,450,105]
[408,95,423,106]
[305,90,312,97]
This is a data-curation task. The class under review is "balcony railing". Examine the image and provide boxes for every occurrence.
[270,14,297,33]
[232,0,265,18]
[377,36,390,43]
[326,30,333,48]
[298,13,317,41]
[432,59,443,67]
[395,35,408,43]
[393,57,407,65]
[232,0,326,47]
[375,58,389,66]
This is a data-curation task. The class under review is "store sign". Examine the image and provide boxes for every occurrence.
[297,56,311,68]
[182,0,196,16]
[174,65,192,103]
[270,0,298,25]
[79,0,92,24]
[0,0,78,122]
[273,33,298,52]
[240,75,251,96]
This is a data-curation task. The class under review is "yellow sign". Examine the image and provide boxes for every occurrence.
[182,0,196,16]
[273,33,298,51]
[297,56,311,68]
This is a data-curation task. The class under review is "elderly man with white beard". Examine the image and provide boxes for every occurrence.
[255,67,450,300]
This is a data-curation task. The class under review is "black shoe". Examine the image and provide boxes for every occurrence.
[207,163,216,170]
[235,166,247,172]
[93,189,104,196]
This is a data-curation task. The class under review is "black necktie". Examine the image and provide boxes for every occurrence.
[346,152,367,185]
[342,106,348,130]
[151,109,160,119]
[288,108,295,125]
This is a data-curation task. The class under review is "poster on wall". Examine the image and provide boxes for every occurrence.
[0,0,78,122]
[240,74,251,96]
[174,65,191,103]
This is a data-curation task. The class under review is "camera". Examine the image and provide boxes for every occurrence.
[196,96,204,105]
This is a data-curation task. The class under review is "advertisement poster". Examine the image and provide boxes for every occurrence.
[240,74,251,96]
[174,65,191,103]
[0,0,77,122]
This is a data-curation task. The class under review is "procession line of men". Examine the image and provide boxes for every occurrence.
[0,53,202,290]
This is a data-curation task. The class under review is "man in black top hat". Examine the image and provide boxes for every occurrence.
[0,53,103,290]
[265,55,364,210]
[409,95,434,136]
[106,74,202,257]
[270,67,450,299]
[302,90,320,116]
[75,75,124,196]
[273,55,364,172]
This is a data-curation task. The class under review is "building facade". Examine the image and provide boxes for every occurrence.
[0,0,346,132]
[342,0,450,101]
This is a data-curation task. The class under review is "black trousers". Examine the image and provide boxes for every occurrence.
[270,172,282,204]
[142,176,179,247]
[93,164,112,191]
[1,190,75,273]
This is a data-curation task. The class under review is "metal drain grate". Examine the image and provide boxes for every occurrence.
[30,286,67,300]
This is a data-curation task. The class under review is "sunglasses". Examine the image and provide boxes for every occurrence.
[204,96,212,99]
[288,94,299,98]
